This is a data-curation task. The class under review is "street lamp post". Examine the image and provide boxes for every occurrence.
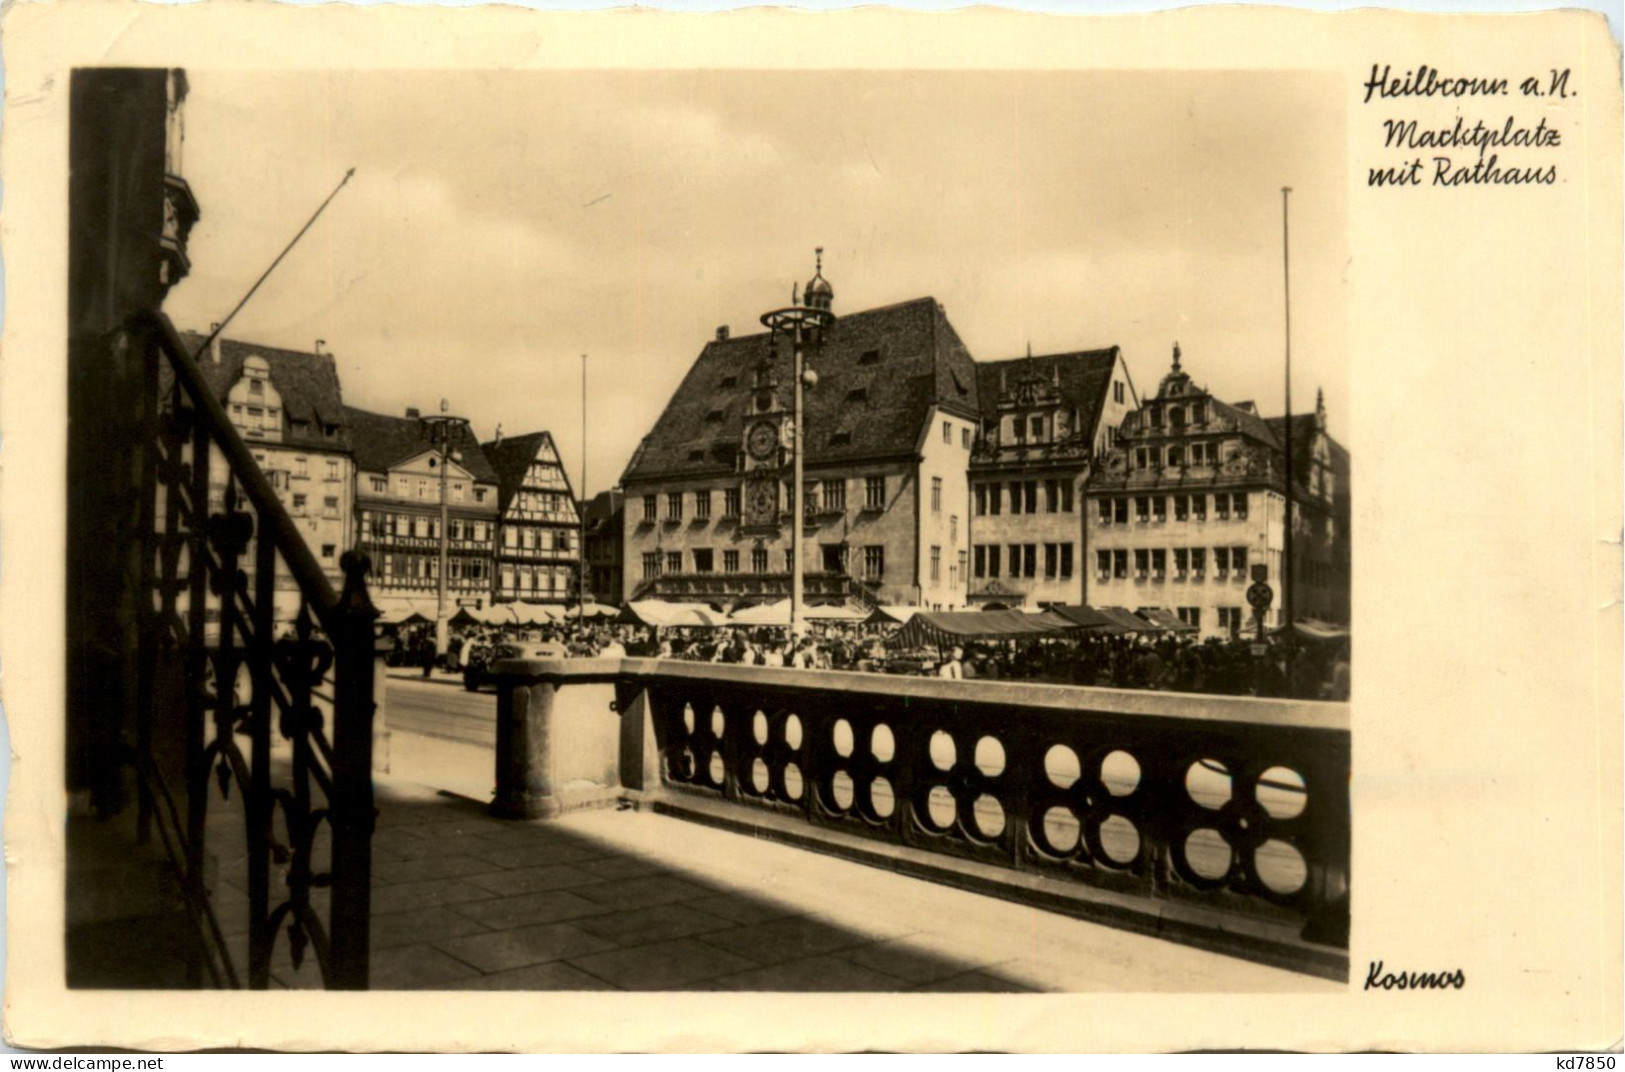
[419,399,466,658]
[760,249,835,637]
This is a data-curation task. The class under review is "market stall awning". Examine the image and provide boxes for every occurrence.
[1047,605,1130,633]
[1097,606,1163,633]
[730,600,874,627]
[1274,618,1351,642]
[472,604,519,626]
[617,600,728,628]
[1136,607,1198,634]
[563,601,620,620]
[867,605,920,627]
[508,602,560,626]
[886,608,1079,649]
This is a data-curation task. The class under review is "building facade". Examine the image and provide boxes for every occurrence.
[345,405,500,617]
[582,489,626,605]
[483,431,581,605]
[1084,345,1350,638]
[967,349,1137,608]
[179,332,356,613]
[620,276,981,609]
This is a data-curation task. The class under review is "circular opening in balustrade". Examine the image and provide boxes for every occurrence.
[1184,827,1232,880]
[752,711,768,746]
[784,762,804,800]
[1186,758,1232,809]
[1101,750,1141,797]
[1098,815,1141,864]
[832,719,855,758]
[1257,766,1307,820]
[974,736,1006,778]
[929,731,956,772]
[972,794,1005,838]
[682,704,696,736]
[871,724,896,763]
[1044,745,1081,790]
[1256,838,1308,894]
[832,770,855,811]
[870,777,896,818]
[925,785,957,829]
[785,714,804,751]
[1040,806,1080,853]
[751,758,770,794]
[708,751,725,786]
[710,707,726,739]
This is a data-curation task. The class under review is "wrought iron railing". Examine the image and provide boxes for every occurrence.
[133,311,376,989]
[618,662,1349,975]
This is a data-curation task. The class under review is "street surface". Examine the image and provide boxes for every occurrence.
[386,675,497,747]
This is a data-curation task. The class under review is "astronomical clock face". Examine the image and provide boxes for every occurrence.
[744,478,779,525]
[746,419,781,462]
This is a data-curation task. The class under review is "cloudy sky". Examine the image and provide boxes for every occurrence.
[167,69,1346,497]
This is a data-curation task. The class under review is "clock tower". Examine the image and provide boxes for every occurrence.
[739,346,788,531]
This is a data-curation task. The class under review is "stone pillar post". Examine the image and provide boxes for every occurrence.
[490,671,563,820]
[372,635,392,775]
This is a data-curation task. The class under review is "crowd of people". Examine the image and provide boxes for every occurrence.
[384,617,1351,701]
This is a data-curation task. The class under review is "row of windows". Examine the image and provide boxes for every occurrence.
[378,554,489,582]
[364,474,489,505]
[1133,399,1210,431]
[363,511,491,544]
[500,526,573,554]
[498,565,574,594]
[644,476,888,522]
[941,420,973,449]
[972,543,1075,580]
[510,489,574,518]
[1133,442,1223,471]
[251,452,343,483]
[927,546,968,586]
[974,480,1075,516]
[1094,546,1253,582]
[290,493,342,519]
[1096,493,1250,525]
[641,545,888,581]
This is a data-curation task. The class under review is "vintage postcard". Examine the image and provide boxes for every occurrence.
[0,0,1619,1054]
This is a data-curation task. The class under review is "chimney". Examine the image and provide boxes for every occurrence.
[314,339,326,356]
[716,325,730,341]
[405,406,421,419]
[209,323,222,365]
[493,423,504,449]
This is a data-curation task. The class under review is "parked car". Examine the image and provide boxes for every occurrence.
[462,640,569,691]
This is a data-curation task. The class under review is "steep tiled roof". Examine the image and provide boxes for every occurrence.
[1265,413,1350,516]
[342,404,498,483]
[621,298,981,483]
[1213,397,1282,449]
[583,489,623,533]
[974,348,1120,437]
[176,331,351,451]
[481,432,572,514]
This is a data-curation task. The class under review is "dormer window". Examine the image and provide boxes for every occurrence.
[719,375,737,389]
[829,431,852,447]
[705,409,725,423]
[845,387,867,403]
[859,349,880,366]
[249,379,263,395]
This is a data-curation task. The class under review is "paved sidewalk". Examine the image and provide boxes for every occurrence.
[310,775,1339,992]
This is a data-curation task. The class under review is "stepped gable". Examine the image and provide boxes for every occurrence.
[175,331,351,452]
[622,297,981,483]
[974,347,1120,437]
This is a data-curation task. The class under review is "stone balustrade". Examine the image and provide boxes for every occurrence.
[489,657,1349,978]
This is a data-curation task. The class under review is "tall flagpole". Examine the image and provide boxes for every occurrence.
[578,353,588,641]
[1281,187,1295,684]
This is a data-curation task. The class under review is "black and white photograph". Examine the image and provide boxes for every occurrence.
[62,64,1350,995]
[5,0,1619,1055]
